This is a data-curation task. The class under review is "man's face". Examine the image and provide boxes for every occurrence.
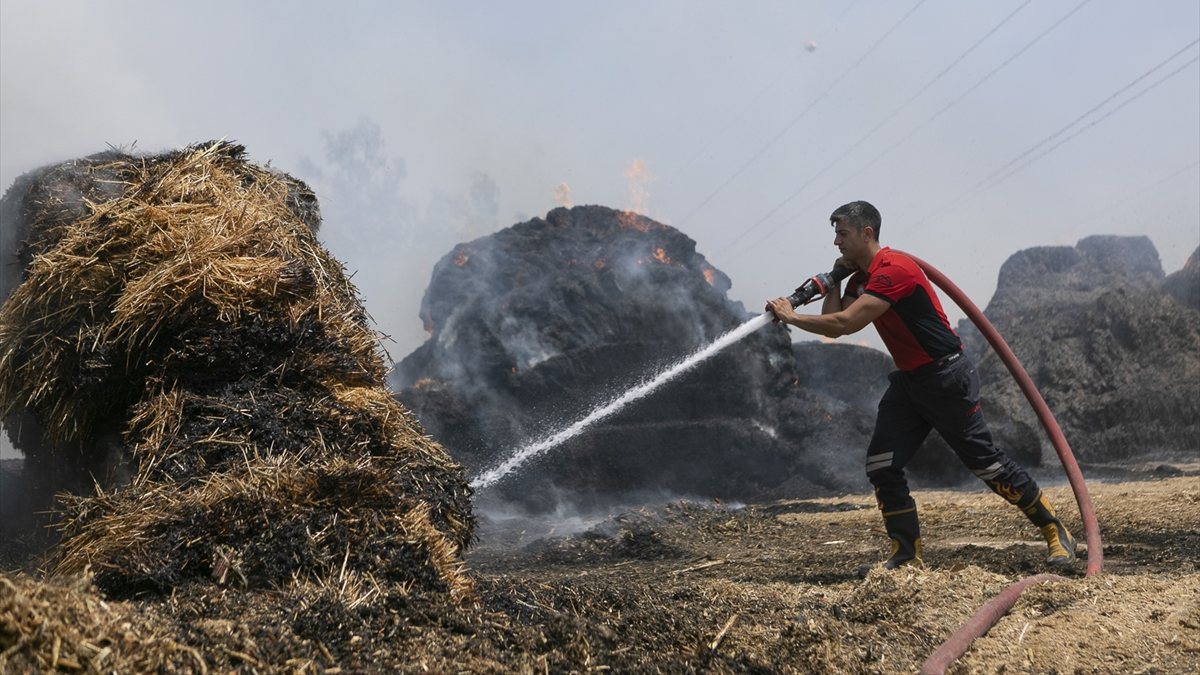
[833,221,869,258]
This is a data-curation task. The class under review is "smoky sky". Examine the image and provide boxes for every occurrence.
[2,0,1199,461]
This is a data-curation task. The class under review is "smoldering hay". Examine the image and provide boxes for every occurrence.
[396,208,1198,513]
[394,205,972,511]
[0,142,473,670]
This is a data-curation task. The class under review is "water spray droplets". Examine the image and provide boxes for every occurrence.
[471,313,774,489]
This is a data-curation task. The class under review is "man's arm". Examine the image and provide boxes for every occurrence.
[820,281,844,314]
[767,293,890,338]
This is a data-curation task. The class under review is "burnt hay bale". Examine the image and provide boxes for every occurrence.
[0,141,473,602]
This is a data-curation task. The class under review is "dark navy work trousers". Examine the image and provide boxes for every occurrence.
[865,354,1040,515]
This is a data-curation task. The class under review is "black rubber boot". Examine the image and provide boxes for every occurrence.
[1021,491,1076,566]
[881,506,923,569]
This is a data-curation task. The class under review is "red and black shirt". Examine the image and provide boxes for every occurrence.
[842,247,962,371]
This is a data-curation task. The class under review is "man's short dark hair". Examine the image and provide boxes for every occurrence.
[830,201,881,241]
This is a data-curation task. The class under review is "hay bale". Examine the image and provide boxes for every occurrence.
[0,142,473,602]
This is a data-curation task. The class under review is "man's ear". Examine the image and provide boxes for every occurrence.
[863,225,875,241]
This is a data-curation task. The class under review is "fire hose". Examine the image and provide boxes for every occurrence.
[896,252,1103,674]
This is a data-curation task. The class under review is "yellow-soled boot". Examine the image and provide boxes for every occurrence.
[882,506,923,569]
[1022,492,1077,566]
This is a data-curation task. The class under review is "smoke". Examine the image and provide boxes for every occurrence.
[297,117,413,242]
[606,245,736,346]
[296,117,505,356]
[472,484,736,550]
[0,457,64,567]
[390,204,874,522]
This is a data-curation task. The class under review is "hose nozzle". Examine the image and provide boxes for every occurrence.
[787,264,854,308]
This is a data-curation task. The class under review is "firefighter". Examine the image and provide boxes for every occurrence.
[766,201,1076,570]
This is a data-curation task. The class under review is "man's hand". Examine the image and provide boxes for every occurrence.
[834,256,859,273]
[766,297,797,324]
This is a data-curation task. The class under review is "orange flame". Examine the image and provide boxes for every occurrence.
[625,159,651,214]
[554,182,573,207]
[703,268,717,285]
[653,247,671,265]
[593,259,607,270]
[424,319,434,335]
[414,377,436,389]
[617,159,655,231]
[454,250,470,267]
[617,210,651,232]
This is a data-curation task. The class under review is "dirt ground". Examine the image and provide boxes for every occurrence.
[3,467,1198,673]
[462,468,1200,674]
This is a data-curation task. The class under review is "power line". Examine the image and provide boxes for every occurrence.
[835,0,865,23]
[1067,159,1200,232]
[931,38,1200,216]
[656,58,807,192]
[985,56,1199,189]
[657,25,837,192]
[907,51,1199,233]
[721,0,1097,263]
[716,0,1035,254]
[673,0,929,228]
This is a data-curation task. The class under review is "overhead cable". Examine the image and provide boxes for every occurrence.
[717,0,1035,253]
[674,0,929,228]
[1067,159,1200,232]
[937,38,1200,213]
[721,0,1097,262]
[985,55,1199,189]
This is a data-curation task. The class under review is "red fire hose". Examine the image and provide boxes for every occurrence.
[893,252,1103,674]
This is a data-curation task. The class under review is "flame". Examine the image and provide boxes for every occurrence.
[625,159,652,214]
[617,210,651,232]
[617,159,654,231]
[653,247,671,265]
[414,377,437,390]
[453,249,470,267]
[703,267,717,285]
[593,259,606,270]
[424,319,434,335]
[511,367,518,374]
[554,182,573,207]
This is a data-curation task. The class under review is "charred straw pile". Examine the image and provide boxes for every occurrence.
[0,142,474,667]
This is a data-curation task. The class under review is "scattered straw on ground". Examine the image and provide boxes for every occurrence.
[2,472,1196,672]
[0,573,204,673]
